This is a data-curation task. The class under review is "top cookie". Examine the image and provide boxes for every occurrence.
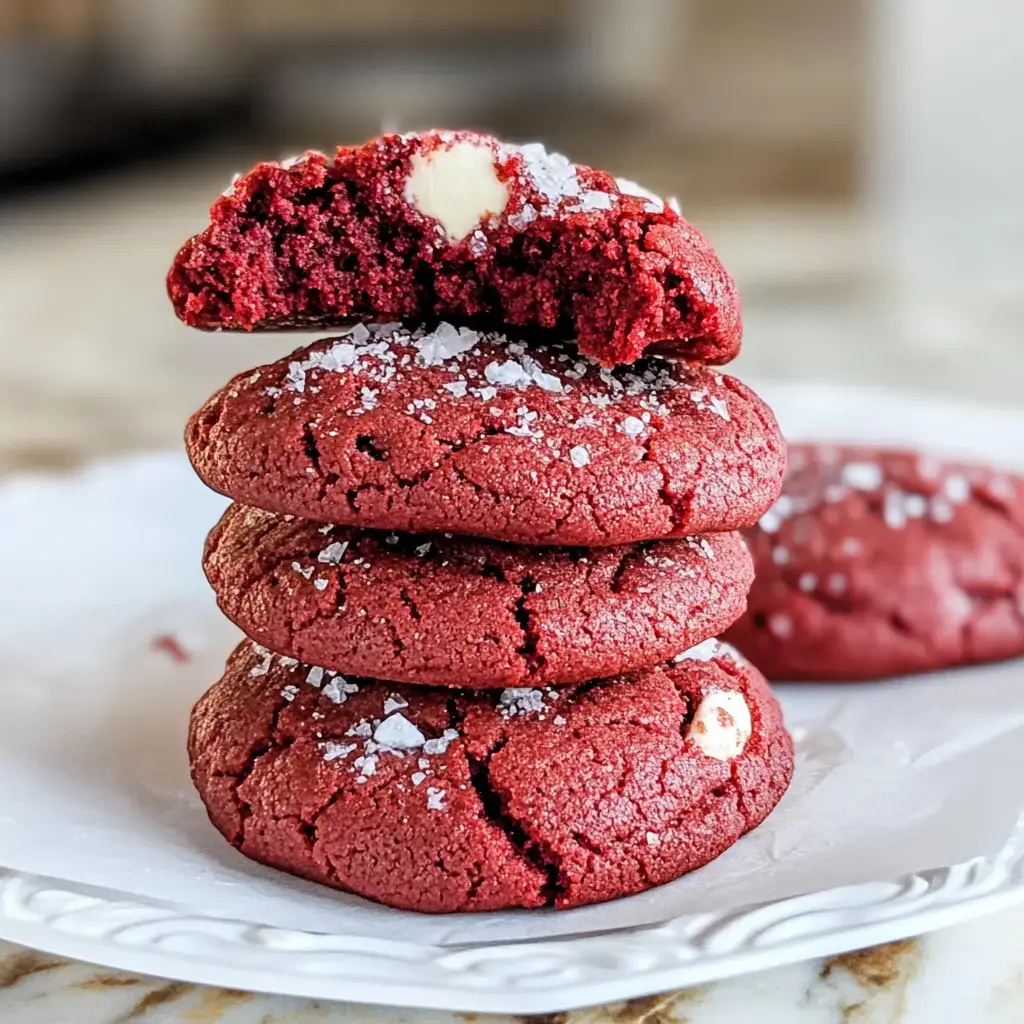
[185,321,785,546]
[725,444,1024,680]
[167,129,740,367]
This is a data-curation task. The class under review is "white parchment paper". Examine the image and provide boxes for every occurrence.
[1,383,1023,948]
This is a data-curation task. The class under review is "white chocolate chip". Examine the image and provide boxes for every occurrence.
[687,690,752,761]
[405,141,509,241]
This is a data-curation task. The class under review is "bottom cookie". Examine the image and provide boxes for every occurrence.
[188,639,794,913]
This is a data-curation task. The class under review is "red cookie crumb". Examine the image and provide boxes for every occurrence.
[725,444,1024,680]
[188,638,793,913]
[151,634,190,663]
[185,323,785,546]
[204,504,754,689]
[167,130,740,367]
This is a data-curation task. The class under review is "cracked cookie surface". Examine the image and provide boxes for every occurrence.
[167,129,740,367]
[185,322,784,546]
[188,639,793,912]
[725,444,1024,680]
[204,504,753,688]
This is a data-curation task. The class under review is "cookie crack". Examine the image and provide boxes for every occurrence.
[610,542,653,593]
[399,586,422,621]
[302,421,323,475]
[331,425,518,529]
[215,690,294,847]
[302,790,350,888]
[513,574,544,674]
[641,430,697,533]
[535,489,613,545]
[465,741,563,905]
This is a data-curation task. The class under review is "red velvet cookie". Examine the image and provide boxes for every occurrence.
[725,444,1024,680]
[204,503,753,689]
[167,129,740,367]
[189,639,793,912]
[185,322,784,546]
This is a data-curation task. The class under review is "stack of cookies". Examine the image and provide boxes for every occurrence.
[172,131,795,913]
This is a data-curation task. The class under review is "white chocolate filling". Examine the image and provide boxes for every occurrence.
[404,140,509,241]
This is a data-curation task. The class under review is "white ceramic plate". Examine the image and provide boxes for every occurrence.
[1,381,1024,1014]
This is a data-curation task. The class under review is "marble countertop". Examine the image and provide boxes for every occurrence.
[1,163,1022,1022]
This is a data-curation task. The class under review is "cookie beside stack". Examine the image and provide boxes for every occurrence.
[726,444,1024,680]
[172,131,795,912]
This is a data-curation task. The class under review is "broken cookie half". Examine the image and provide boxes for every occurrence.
[168,129,741,367]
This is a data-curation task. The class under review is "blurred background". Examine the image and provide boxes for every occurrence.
[0,0,1021,474]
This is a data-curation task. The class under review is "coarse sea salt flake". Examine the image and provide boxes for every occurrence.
[615,176,665,212]
[574,190,614,212]
[758,508,784,534]
[249,647,273,677]
[507,203,537,231]
[322,741,356,762]
[485,360,529,387]
[944,474,971,503]
[383,694,409,715]
[569,445,591,468]
[423,728,459,756]
[516,142,581,208]
[323,678,358,704]
[521,357,564,393]
[415,322,478,366]
[842,462,883,491]
[904,493,928,517]
[499,687,545,716]
[318,541,349,564]
[883,490,908,529]
[373,713,426,750]
[708,395,730,421]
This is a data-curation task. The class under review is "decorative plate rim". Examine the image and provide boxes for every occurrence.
[2,829,1024,1014]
